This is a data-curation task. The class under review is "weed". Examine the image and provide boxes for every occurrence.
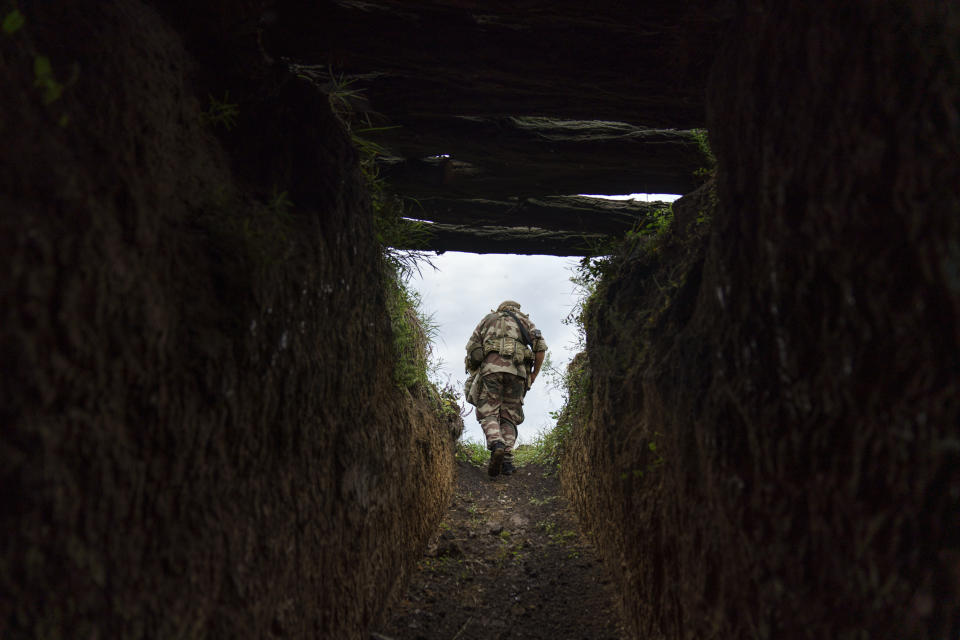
[691,128,716,178]
[537,520,557,535]
[33,55,64,104]
[456,439,489,467]
[523,350,590,469]
[3,9,25,35]
[266,188,293,215]
[641,205,674,237]
[435,383,462,419]
[619,469,645,481]
[493,535,525,569]
[696,180,718,226]
[4,9,77,122]
[384,277,437,391]
[617,437,665,481]
[552,529,578,546]
[322,68,371,129]
[203,92,239,131]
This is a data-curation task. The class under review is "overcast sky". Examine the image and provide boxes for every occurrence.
[408,193,681,447]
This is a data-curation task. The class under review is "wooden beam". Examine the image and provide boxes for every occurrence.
[405,196,670,234]
[390,220,610,256]
[266,1,717,128]
[379,153,699,200]
[364,117,705,198]
[366,117,703,164]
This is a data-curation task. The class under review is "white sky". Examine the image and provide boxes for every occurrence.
[408,193,680,446]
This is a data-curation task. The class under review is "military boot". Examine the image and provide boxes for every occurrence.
[501,455,516,476]
[488,441,506,477]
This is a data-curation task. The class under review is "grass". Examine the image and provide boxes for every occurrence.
[454,422,579,471]
[454,437,552,468]
[456,439,489,466]
[384,276,436,391]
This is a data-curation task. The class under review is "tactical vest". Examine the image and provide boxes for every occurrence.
[481,312,534,366]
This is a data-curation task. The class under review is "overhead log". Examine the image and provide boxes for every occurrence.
[366,116,705,166]
[405,196,671,235]
[390,221,610,256]
[365,117,706,198]
[379,153,700,200]
[266,1,719,128]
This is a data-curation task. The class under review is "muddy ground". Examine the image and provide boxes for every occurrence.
[376,460,624,640]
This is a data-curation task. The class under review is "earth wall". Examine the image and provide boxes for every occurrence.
[562,2,960,638]
[0,2,455,638]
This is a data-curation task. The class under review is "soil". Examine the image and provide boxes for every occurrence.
[376,460,625,640]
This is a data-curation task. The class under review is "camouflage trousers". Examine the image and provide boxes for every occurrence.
[476,372,526,452]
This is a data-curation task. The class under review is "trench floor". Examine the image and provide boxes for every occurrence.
[376,460,624,640]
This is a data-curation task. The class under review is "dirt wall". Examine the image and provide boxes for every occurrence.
[562,2,959,638]
[0,2,454,638]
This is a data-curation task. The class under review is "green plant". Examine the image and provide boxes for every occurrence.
[203,92,239,130]
[530,351,590,469]
[384,275,437,391]
[4,9,77,123]
[3,8,25,35]
[696,180,718,226]
[323,68,368,127]
[642,204,674,237]
[456,438,490,466]
[267,188,293,215]
[33,55,64,104]
[618,437,665,481]
[431,382,462,421]
[536,520,557,535]
[691,128,716,176]
[551,529,578,546]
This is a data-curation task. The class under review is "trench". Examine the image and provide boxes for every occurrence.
[376,459,625,640]
[2,3,959,640]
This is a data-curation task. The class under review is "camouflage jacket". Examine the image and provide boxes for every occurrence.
[465,309,547,379]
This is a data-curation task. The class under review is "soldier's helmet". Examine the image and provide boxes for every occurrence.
[497,300,521,312]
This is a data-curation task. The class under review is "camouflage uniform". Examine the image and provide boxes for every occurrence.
[464,301,548,459]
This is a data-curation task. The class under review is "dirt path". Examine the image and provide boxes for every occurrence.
[375,460,624,640]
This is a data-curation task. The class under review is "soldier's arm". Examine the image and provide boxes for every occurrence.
[526,323,547,384]
[529,350,546,384]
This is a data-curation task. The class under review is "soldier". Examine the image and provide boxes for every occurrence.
[464,300,547,477]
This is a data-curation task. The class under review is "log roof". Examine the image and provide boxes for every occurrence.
[266,1,722,254]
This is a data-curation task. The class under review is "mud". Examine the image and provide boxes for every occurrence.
[378,460,624,640]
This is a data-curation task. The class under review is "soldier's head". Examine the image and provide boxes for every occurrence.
[497,300,521,312]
